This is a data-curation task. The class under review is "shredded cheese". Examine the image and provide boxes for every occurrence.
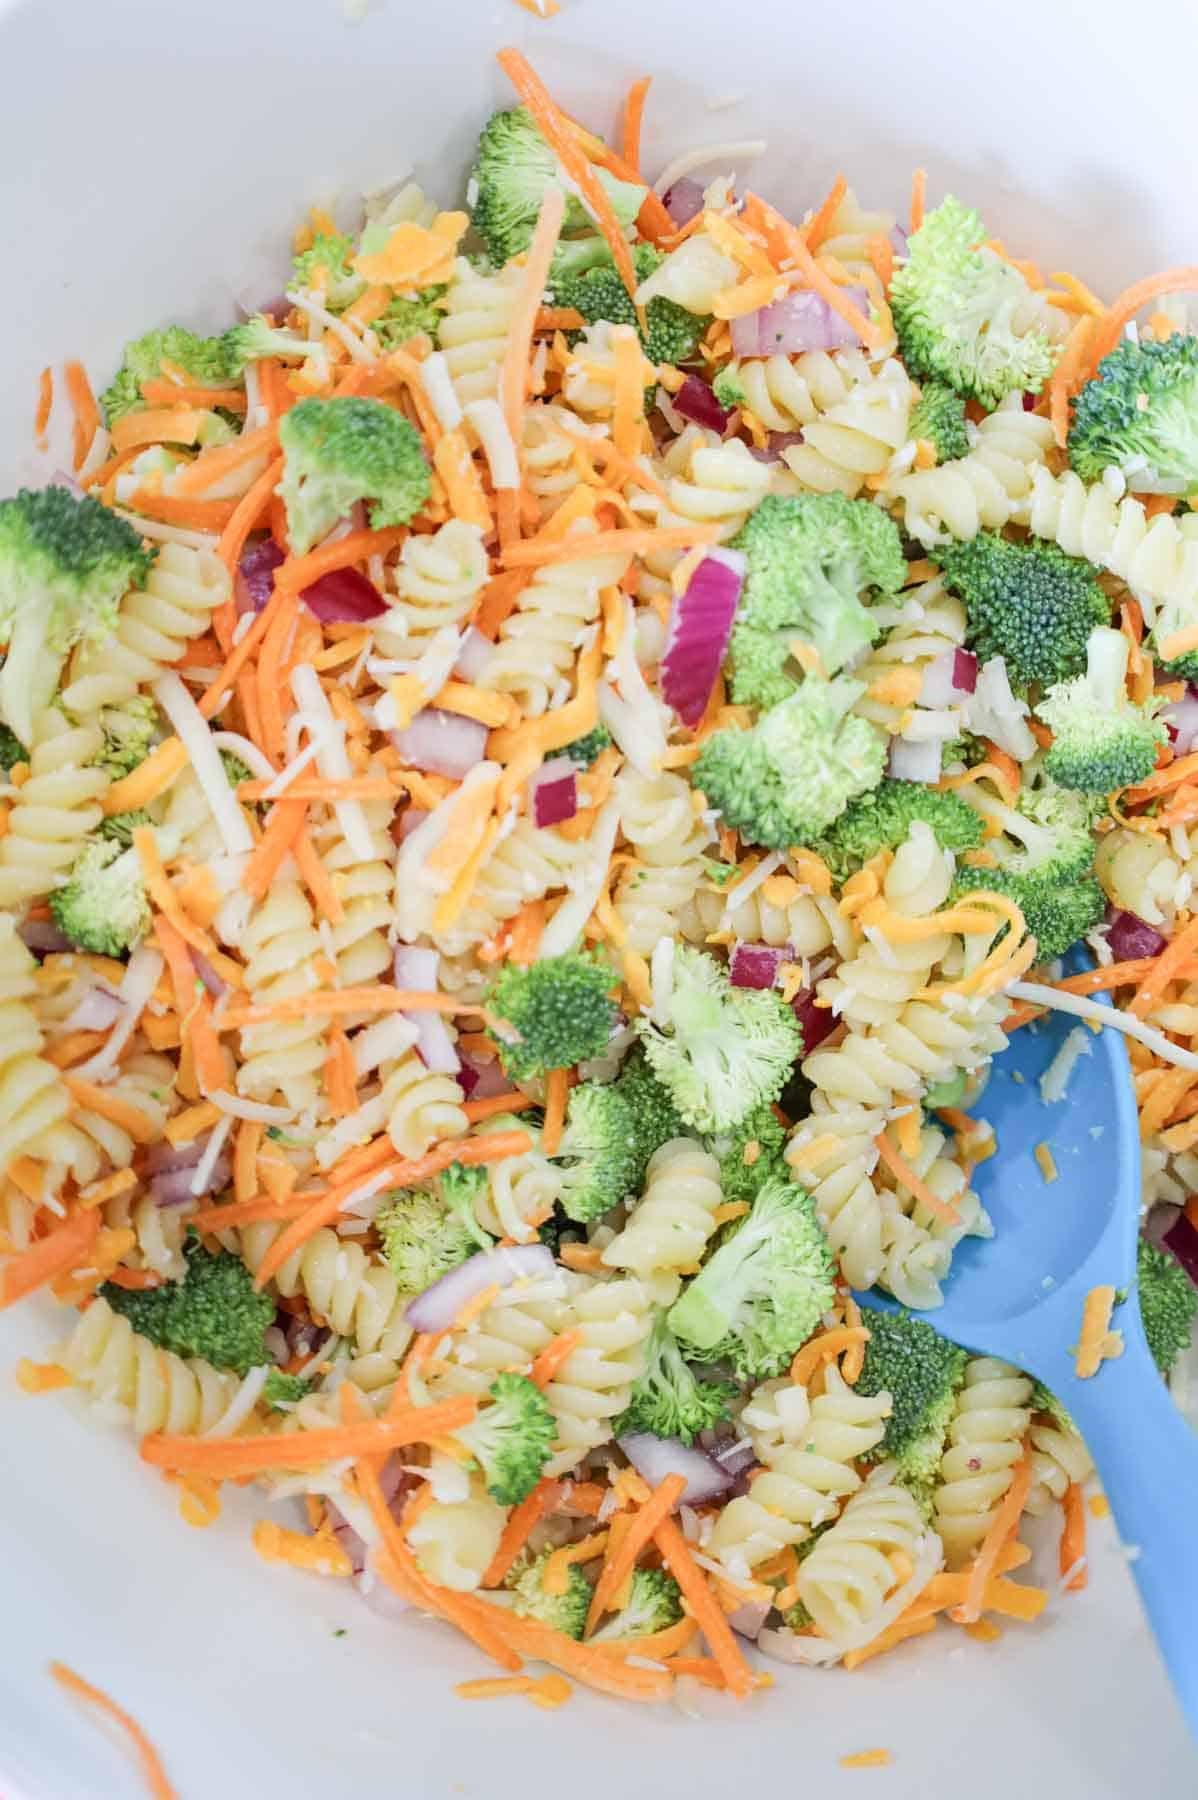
[154,672,253,856]
[462,397,521,492]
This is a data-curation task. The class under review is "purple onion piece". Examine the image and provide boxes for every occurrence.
[393,945,460,1075]
[674,373,732,433]
[730,286,869,358]
[531,761,578,828]
[404,1245,555,1333]
[62,986,125,1033]
[454,625,494,683]
[730,942,788,990]
[190,948,227,999]
[1104,906,1167,962]
[1162,684,1198,755]
[237,538,285,614]
[662,177,705,227]
[660,549,745,729]
[17,919,74,956]
[617,1432,733,1504]
[792,988,837,1053]
[458,1053,514,1101]
[1163,1212,1198,1289]
[953,648,979,695]
[144,1135,207,1175]
[392,708,488,780]
[301,566,387,624]
[889,224,909,257]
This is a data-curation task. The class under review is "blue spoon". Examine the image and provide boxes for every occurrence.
[854,972,1198,1739]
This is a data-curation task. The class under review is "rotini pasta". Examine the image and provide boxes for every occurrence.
[538,1275,655,1474]
[522,403,600,518]
[1025,1418,1093,1518]
[472,1117,563,1243]
[439,256,524,407]
[877,1123,992,1310]
[58,1297,246,1436]
[795,1471,942,1649]
[890,395,1056,546]
[238,1221,414,1361]
[373,518,489,657]
[1025,466,1198,621]
[933,1356,1033,1566]
[38,1051,176,1188]
[853,575,970,742]
[600,1137,724,1302]
[427,1270,576,1403]
[1096,826,1195,926]
[103,1186,189,1282]
[60,544,231,718]
[408,1477,507,1591]
[614,769,713,956]
[380,1045,468,1160]
[0,709,108,908]
[0,916,72,1176]
[479,538,630,715]
[778,354,915,497]
[236,881,328,1112]
[428,818,587,958]
[632,431,771,588]
[308,799,396,989]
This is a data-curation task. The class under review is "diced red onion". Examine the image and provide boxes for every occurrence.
[17,919,73,955]
[727,1597,771,1641]
[456,1061,480,1098]
[661,548,745,729]
[530,760,578,828]
[889,224,909,257]
[62,986,125,1034]
[1145,1203,1183,1253]
[144,1136,207,1176]
[453,625,494,683]
[730,286,869,357]
[458,1053,513,1100]
[674,374,732,433]
[301,566,387,624]
[190,949,228,999]
[792,988,837,1052]
[747,429,807,467]
[710,1436,759,1477]
[1105,906,1167,961]
[920,647,978,707]
[236,538,285,614]
[392,708,488,780]
[327,1503,370,1577]
[405,1244,556,1332]
[887,735,943,784]
[953,648,979,694]
[396,806,428,843]
[1163,1212,1198,1289]
[617,1432,733,1504]
[1162,685,1198,755]
[730,941,788,990]
[285,1316,330,1360]
[393,945,460,1075]
[662,177,705,226]
[150,1154,231,1207]
[48,469,87,499]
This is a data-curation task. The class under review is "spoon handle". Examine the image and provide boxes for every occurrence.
[1065,1339,1198,1740]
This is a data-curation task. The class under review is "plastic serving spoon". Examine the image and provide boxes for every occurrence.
[855,978,1198,1740]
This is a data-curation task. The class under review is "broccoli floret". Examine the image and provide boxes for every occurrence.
[549,244,709,368]
[97,808,152,848]
[507,1548,592,1639]
[637,946,803,1136]
[224,315,328,375]
[553,1082,638,1224]
[934,532,1110,692]
[100,326,239,425]
[561,723,613,769]
[728,493,906,704]
[695,676,888,851]
[923,1069,968,1114]
[812,779,986,883]
[470,108,647,269]
[278,396,431,555]
[615,1314,738,1445]
[1069,333,1198,494]
[292,232,366,311]
[376,1188,479,1296]
[590,1568,684,1642]
[712,365,748,412]
[99,694,159,779]
[612,1048,687,1189]
[0,724,27,771]
[1030,1380,1076,1433]
[706,1103,788,1209]
[890,196,1060,405]
[953,866,1104,964]
[485,950,619,1083]
[218,749,254,790]
[909,381,970,462]
[853,1311,967,1500]
[438,1160,495,1253]
[372,286,447,352]
[1138,1238,1198,1378]
[668,1177,835,1381]
[48,841,150,958]
[950,779,1105,959]
[453,1372,556,1505]
[101,1236,273,1376]
[1038,626,1167,792]
[262,1369,314,1410]
[0,487,153,745]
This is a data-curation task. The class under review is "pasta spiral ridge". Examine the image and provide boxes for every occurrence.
[59,1296,245,1436]
[480,542,630,716]
[779,354,915,497]
[614,769,713,956]
[1096,826,1195,927]
[472,1118,563,1244]
[238,1221,415,1361]
[601,1137,724,1303]
[854,576,969,741]
[379,1046,467,1161]
[796,1472,942,1648]
[787,1094,891,1293]
[374,519,489,657]
[522,403,599,517]
[0,917,71,1175]
[539,1275,655,1474]
[309,798,396,988]
[39,1052,176,1188]
[0,709,108,909]
[1026,1419,1093,1517]
[103,1188,189,1282]
[891,396,1056,546]
[236,881,328,1111]
[439,257,524,407]
[1024,466,1198,621]
[877,1123,992,1310]
[634,432,771,585]
[408,1477,507,1592]
[933,1356,1033,1566]
[427,1273,576,1403]
[429,819,587,958]
[60,544,231,718]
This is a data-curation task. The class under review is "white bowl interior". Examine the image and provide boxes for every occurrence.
[1,0,1196,1791]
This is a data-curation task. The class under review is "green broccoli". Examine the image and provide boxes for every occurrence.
[485,950,620,1083]
[371,287,448,352]
[278,396,431,554]
[711,365,748,412]
[812,779,986,883]
[97,808,153,848]
[923,1069,968,1115]
[262,1369,314,1410]
[0,487,153,744]
[439,1160,495,1253]
[853,1310,967,1500]
[48,841,151,957]
[589,1568,683,1642]
[453,1372,556,1505]
[292,232,366,311]
[218,749,255,791]
[706,1102,788,1209]
[934,531,1111,692]
[637,946,803,1135]
[1030,1380,1076,1433]
[1038,626,1167,792]
[668,1176,835,1381]
[890,196,1060,406]
[694,676,889,851]
[470,108,646,270]
[727,493,906,704]
[615,1314,738,1445]
[506,1548,592,1639]
[548,243,709,368]
[376,1188,479,1296]
[909,381,970,462]
[99,694,159,779]
[561,723,613,769]
[1068,332,1198,494]
[101,1236,274,1375]
[612,1048,687,1189]
[0,724,27,771]
[224,315,328,375]
[552,1082,638,1224]
[951,779,1106,960]
[1138,1239,1198,1377]
[100,325,240,425]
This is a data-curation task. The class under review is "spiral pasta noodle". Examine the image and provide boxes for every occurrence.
[787,1095,891,1293]
[439,257,524,407]
[429,818,588,959]
[159,767,227,868]
[1025,1418,1093,1518]
[479,540,630,716]
[408,1477,508,1591]
[890,396,1056,546]
[373,519,489,658]
[0,916,72,1175]
[795,1472,942,1649]
[308,798,396,989]
[853,575,970,742]
[379,1045,467,1160]
[614,769,713,956]
[877,1123,992,1310]
[695,879,857,960]
[633,432,771,588]
[60,544,231,718]
[522,403,599,518]
[236,881,328,1112]
[103,1187,189,1282]
[778,355,915,497]
[0,709,108,909]
[238,1221,414,1360]
[472,1118,563,1243]
[816,827,955,1030]
[427,1271,576,1403]
[1096,826,1195,927]
[821,189,898,281]
[933,1356,1033,1566]
[1025,466,1198,620]
[42,1051,177,1188]
[600,1137,724,1302]
[59,1296,246,1436]
[539,1275,655,1474]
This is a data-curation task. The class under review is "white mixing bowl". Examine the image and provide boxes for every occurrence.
[0,0,1195,1792]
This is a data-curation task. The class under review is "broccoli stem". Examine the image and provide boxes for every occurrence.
[0,611,57,745]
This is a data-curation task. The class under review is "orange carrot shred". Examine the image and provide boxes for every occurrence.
[34,366,53,446]
[215,453,285,576]
[1060,1483,1088,1591]
[501,184,566,457]
[483,1479,562,1587]
[586,1474,686,1635]
[874,1129,962,1225]
[621,76,651,175]
[529,1330,582,1390]
[952,1448,1033,1624]
[0,1209,100,1310]
[64,360,101,471]
[273,527,406,594]
[542,1066,569,1157]
[804,174,847,251]
[1087,266,1198,376]
[653,1513,753,1699]
[910,167,927,234]
[49,1663,177,1800]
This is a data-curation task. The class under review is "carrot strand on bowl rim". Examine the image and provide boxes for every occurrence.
[63,360,101,471]
[49,1663,177,1800]
[620,75,651,174]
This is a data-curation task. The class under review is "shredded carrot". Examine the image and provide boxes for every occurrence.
[483,1479,562,1587]
[64,360,101,471]
[743,191,884,349]
[501,182,566,457]
[842,1614,938,1671]
[140,379,247,412]
[133,830,228,974]
[323,1022,357,1118]
[462,1091,535,1123]
[503,523,721,569]
[586,1474,686,1634]
[866,233,895,290]
[189,1195,313,1233]
[34,365,53,446]
[1086,266,1198,376]
[543,1530,610,1597]
[542,1066,569,1157]
[0,1209,100,1310]
[874,1129,962,1225]
[172,422,278,496]
[141,1393,478,1476]
[275,526,405,594]
[506,898,547,965]
[529,1330,582,1390]
[653,1513,753,1698]
[803,174,847,251]
[239,797,307,902]
[789,1325,872,1387]
[455,1673,561,1704]
[953,1449,1033,1624]
[1060,1483,1088,1592]
[909,167,927,234]
[1130,912,1198,1017]
[49,1663,177,1800]
[292,824,345,924]
[1049,314,1097,447]
[102,736,189,815]
[620,75,651,174]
